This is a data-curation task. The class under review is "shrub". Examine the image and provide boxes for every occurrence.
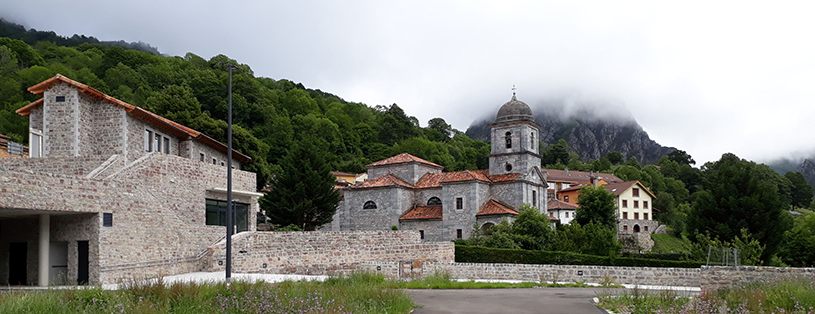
[455,245,704,268]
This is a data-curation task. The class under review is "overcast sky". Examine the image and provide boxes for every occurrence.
[3,1,815,164]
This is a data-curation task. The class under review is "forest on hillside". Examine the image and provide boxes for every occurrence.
[0,27,491,190]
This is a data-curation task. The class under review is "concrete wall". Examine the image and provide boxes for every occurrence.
[202,231,455,275]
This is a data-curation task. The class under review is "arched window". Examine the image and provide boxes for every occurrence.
[480,223,495,236]
[505,131,512,148]
[427,197,442,206]
[363,201,377,209]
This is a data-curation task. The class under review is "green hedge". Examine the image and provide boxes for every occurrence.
[455,245,704,268]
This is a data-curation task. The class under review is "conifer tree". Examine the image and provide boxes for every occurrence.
[260,140,341,231]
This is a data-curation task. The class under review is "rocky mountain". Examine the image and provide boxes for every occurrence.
[768,157,815,187]
[465,100,676,165]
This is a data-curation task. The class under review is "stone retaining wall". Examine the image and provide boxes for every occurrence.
[202,231,455,275]
[700,266,815,291]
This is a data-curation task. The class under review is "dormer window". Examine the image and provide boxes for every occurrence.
[505,131,512,149]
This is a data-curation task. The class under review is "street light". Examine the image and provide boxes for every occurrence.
[226,64,237,282]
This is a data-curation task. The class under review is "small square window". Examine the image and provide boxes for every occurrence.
[55,96,65,102]
[221,162,225,166]
[103,213,113,227]
[623,225,628,231]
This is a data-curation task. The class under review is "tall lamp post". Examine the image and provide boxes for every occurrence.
[226,64,237,282]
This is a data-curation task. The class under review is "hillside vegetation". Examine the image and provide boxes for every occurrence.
[0,24,489,189]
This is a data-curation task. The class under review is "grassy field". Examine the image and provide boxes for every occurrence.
[0,274,414,314]
[597,273,815,314]
[649,234,693,255]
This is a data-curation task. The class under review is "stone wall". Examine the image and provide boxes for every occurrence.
[202,231,455,275]
[0,155,110,177]
[700,266,815,292]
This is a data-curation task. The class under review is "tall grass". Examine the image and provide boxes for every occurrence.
[597,273,815,314]
[0,273,413,314]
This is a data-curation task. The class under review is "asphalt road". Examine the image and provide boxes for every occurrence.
[407,288,607,314]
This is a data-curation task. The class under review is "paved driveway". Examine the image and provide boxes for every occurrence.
[408,288,607,314]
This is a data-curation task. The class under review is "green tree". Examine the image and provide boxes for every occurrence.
[784,171,814,209]
[542,139,569,166]
[688,153,793,262]
[779,212,815,267]
[625,156,641,169]
[575,185,618,229]
[260,141,341,231]
[427,117,453,141]
[606,151,623,165]
[667,149,695,166]
[551,221,621,256]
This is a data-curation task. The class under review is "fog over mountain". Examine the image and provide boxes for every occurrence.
[466,95,675,165]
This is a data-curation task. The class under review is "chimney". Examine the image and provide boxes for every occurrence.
[590,171,598,187]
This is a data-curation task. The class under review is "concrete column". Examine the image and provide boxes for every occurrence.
[38,214,50,286]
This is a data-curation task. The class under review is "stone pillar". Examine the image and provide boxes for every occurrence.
[38,214,50,286]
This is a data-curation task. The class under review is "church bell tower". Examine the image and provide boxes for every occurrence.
[488,88,541,176]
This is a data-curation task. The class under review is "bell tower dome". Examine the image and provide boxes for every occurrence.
[488,88,541,176]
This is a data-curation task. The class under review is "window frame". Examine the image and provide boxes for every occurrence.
[643,201,649,209]
[363,201,377,209]
[455,197,463,210]
[145,130,153,152]
[427,197,442,206]
[634,212,639,220]
[205,199,250,232]
[163,137,170,154]
[622,200,628,208]
[632,188,640,197]
[29,129,43,158]
[622,212,628,219]
[634,200,639,208]
[200,153,205,162]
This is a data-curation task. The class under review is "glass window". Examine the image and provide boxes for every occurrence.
[622,200,628,208]
[205,199,249,232]
[634,212,639,219]
[154,133,161,153]
[30,132,42,158]
[623,212,628,219]
[634,200,639,208]
[163,137,170,154]
[145,130,152,152]
[565,212,569,218]
[427,197,442,206]
[532,190,536,206]
[564,195,569,202]
[632,188,640,197]
[363,201,377,209]
[505,131,512,148]
[644,213,649,220]
[644,201,649,209]
[200,153,205,162]
[456,229,462,239]
[213,158,217,165]
[456,197,463,210]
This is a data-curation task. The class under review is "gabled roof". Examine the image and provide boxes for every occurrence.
[547,198,578,210]
[542,169,623,184]
[366,153,443,169]
[603,180,657,198]
[476,199,519,216]
[400,206,443,220]
[16,74,250,163]
[559,185,583,193]
[348,174,412,189]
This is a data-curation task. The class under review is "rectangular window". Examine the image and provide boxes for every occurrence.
[29,131,43,158]
[213,158,217,165]
[622,200,628,208]
[632,188,640,197]
[564,195,569,202]
[205,199,250,232]
[103,213,113,227]
[145,130,152,152]
[163,137,170,154]
[644,213,649,220]
[644,201,649,209]
[154,133,161,153]
[200,153,205,162]
[644,226,649,231]
[419,230,424,240]
[565,212,569,218]
[55,95,65,102]
[623,225,628,231]
[532,190,537,206]
[634,212,639,219]
[456,197,463,210]
[634,200,639,208]
[456,229,462,239]
[622,212,628,219]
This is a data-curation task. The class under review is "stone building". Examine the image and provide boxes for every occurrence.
[334,93,549,241]
[0,74,261,286]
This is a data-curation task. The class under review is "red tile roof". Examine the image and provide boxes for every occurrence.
[349,174,412,189]
[477,199,519,216]
[547,198,578,210]
[542,169,622,183]
[559,185,584,193]
[367,153,443,169]
[415,170,492,188]
[400,206,443,220]
[16,74,250,163]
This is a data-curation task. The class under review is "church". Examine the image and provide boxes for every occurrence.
[332,93,550,241]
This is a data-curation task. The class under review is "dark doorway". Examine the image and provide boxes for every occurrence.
[8,242,27,285]
[633,225,641,233]
[77,241,89,285]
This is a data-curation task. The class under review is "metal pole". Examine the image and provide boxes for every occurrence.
[226,65,235,282]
